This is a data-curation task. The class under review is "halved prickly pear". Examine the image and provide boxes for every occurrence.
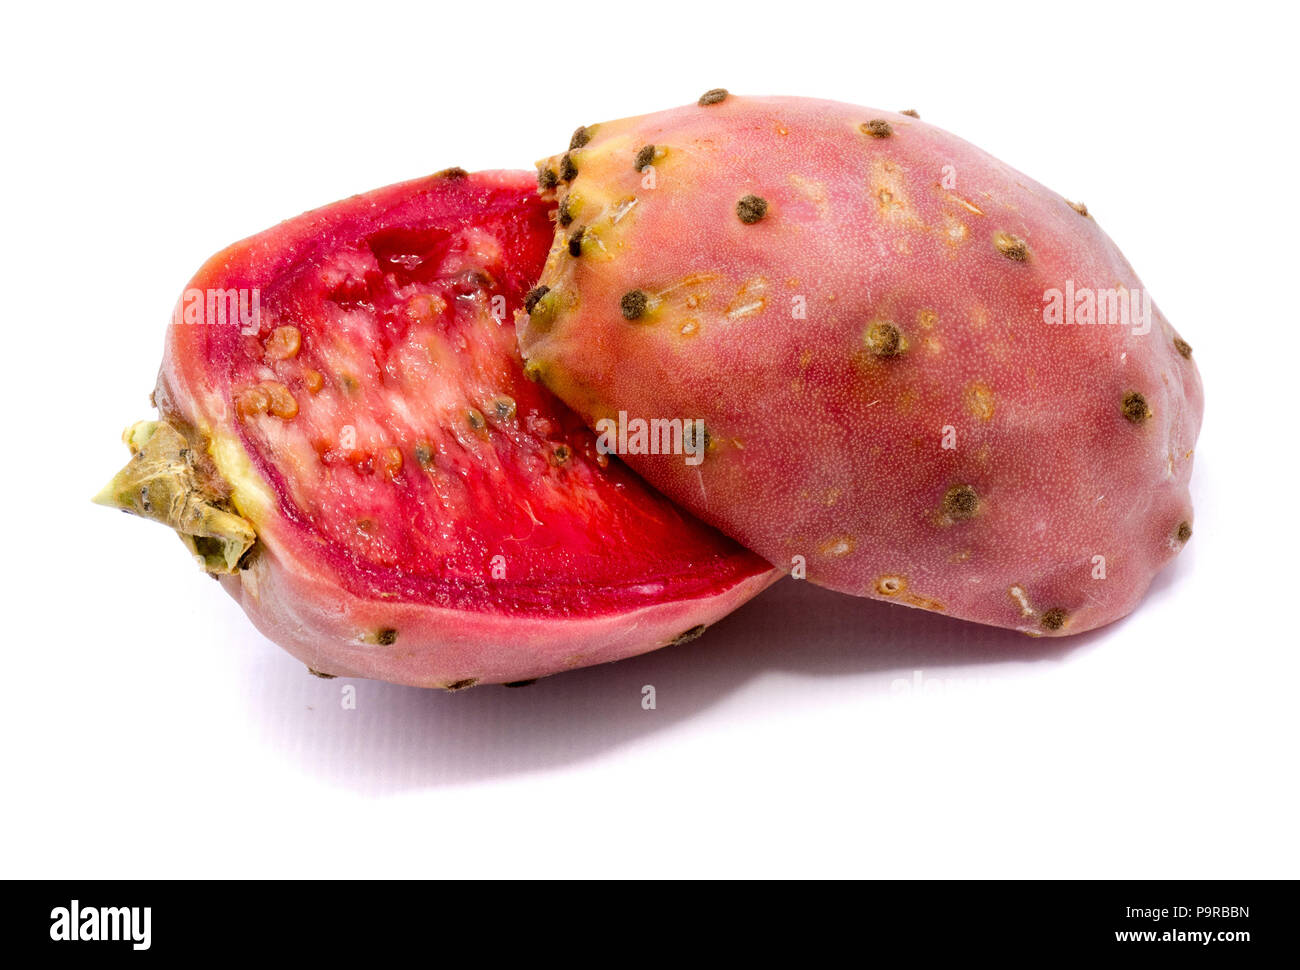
[97,170,776,687]
[518,95,1203,637]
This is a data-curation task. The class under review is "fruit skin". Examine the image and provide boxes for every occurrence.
[519,95,1203,636]
[218,536,770,688]
[98,170,776,688]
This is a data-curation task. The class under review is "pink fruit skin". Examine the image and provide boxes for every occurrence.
[139,170,776,688]
[216,546,774,687]
[519,96,1203,636]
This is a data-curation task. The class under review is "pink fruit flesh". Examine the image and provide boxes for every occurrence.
[519,95,1203,636]
[99,170,775,687]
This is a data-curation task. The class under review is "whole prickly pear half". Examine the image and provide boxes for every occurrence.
[518,94,1203,636]
[97,170,775,687]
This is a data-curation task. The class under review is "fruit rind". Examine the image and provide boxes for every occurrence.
[519,96,1203,637]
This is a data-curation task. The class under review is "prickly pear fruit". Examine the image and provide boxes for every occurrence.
[518,95,1203,636]
[97,170,776,687]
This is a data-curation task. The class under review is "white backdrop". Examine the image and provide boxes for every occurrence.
[3,0,1296,878]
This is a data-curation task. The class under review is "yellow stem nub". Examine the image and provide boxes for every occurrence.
[94,420,256,574]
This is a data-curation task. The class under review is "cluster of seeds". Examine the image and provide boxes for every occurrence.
[236,324,316,420]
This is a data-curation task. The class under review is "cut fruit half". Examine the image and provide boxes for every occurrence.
[98,170,777,687]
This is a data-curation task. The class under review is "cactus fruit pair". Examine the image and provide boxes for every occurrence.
[100,94,1202,686]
